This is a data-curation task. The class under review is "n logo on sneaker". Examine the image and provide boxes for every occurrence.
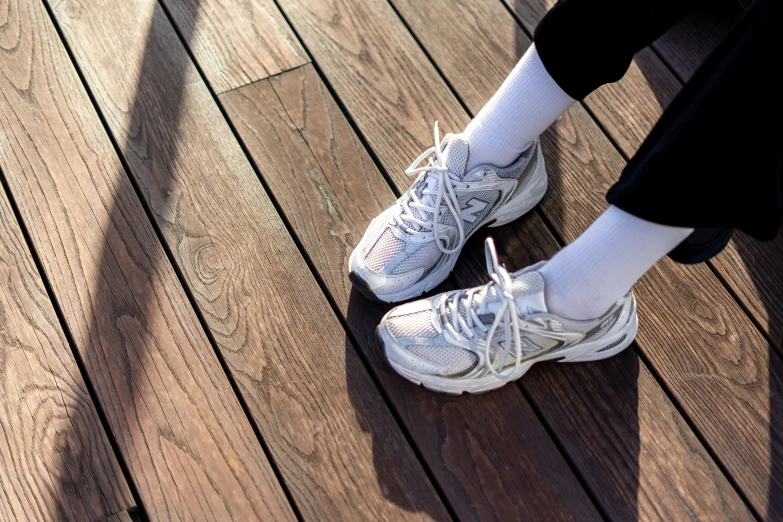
[461,198,489,223]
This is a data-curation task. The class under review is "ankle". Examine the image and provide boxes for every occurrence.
[540,272,622,320]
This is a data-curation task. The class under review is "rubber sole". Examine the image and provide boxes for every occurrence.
[348,270,385,303]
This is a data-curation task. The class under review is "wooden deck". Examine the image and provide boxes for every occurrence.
[0,0,780,520]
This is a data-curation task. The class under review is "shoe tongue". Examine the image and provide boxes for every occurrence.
[444,135,469,178]
[408,135,471,225]
[447,270,548,327]
[482,270,548,317]
[510,271,548,315]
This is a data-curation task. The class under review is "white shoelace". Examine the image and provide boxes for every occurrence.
[393,122,467,255]
[439,238,523,379]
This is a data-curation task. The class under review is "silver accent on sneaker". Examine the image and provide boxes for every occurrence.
[379,237,638,394]
[349,122,547,303]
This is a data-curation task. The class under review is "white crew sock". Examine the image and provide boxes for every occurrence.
[539,206,694,320]
[463,43,575,171]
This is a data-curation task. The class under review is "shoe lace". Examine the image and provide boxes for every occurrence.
[392,122,467,255]
[438,237,524,380]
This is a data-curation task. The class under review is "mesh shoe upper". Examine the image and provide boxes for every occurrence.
[351,123,540,300]
[382,238,636,380]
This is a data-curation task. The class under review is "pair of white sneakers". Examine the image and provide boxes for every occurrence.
[349,124,637,394]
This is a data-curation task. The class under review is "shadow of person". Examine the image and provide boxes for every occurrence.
[344,286,454,521]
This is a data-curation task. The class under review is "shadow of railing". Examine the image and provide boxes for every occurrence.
[47,2,208,519]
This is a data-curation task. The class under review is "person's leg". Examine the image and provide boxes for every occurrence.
[540,207,692,320]
[607,0,781,241]
[463,44,574,170]
[540,0,781,320]
[463,0,699,170]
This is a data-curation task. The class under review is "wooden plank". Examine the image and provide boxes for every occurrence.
[46,0,451,520]
[161,0,309,94]
[652,0,742,82]
[389,0,781,516]
[0,0,296,519]
[99,510,134,522]
[222,63,602,521]
[0,185,134,520]
[505,0,681,157]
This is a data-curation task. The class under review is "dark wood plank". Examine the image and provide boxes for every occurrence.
[0,0,296,519]
[652,0,742,82]
[222,63,602,521]
[99,510,134,522]
[161,0,309,94]
[389,0,782,516]
[0,183,135,521]
[47,0,451,519]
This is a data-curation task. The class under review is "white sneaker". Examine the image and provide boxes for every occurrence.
[378,238,638,394]
[349,122,547,303]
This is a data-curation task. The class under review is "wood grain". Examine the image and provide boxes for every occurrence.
[0,0,295,519]
[161,0,309,94]
[222,63,602,521]
[47,0,451,520]
[0,181,134,521]
[275,0,469,182]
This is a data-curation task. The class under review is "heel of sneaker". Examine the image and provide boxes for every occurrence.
[489,155,547,228]
[559,313,639,363]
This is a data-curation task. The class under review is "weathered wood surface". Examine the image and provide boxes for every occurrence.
[47,0,450,519]
[0,180,134,521]
[223,63,602,521]
[0,0,776,519]
[0,0,296,519]
[161,0,309,94]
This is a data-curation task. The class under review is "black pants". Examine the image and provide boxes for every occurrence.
[534,0,782,263]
